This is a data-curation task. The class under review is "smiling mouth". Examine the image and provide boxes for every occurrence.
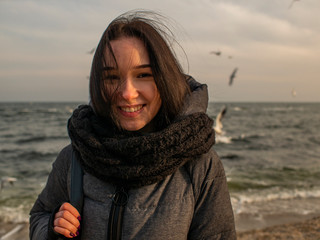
[120,105,144,113]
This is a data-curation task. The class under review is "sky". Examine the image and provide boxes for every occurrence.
[1,0,319,102]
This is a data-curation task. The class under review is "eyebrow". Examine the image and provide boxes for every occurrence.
[102,64,151,71]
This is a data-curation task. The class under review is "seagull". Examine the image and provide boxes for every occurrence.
[210,50,221,56]
[214,106,227,135]
[291,88,297,97]
[288,0,300,9]
[229,67,238,86]
[0,177,17,191]
[87,47,96,54]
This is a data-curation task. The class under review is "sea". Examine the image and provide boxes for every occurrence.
[0,102,319,232]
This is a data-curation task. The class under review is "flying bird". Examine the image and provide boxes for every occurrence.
[0,177,17,191]
[288,0,300,9]
[291,88,297,97]
[214,106,227,135]
[210,50,221,56]
[229,67,238,86]
[87,47,96,54]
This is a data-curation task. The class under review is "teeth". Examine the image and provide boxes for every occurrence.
[121,105,143,113]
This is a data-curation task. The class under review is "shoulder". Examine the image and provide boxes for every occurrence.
[52,144,73,173]
[186,148,226,180]
[184,148,226,197]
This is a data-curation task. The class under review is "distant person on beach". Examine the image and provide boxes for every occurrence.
[29,10,236,239]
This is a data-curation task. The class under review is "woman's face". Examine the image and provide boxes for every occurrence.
[104,37,162,131]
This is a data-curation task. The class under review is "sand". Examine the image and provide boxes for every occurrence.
[1,216,320,239]
[0,221,29,240]
[237,216,320,240]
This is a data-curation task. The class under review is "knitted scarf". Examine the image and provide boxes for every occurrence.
[68,104,215,188]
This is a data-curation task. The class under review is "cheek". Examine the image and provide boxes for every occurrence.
[145,82,160,100]
[150,89,162,111]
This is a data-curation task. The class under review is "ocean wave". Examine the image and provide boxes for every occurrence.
[215,135,232,144]
[0,106,74,119]
[15,135,68,144]
[17,150,58,161]
[233,133,265,141]
[0,149,58,164]
[0,148,17,154]
[231,187,320,211]
[216,133,266,146]
[227,166,320,193]
[221,154,241,160]
[0,205,30,223]
[265,123,305,129]
[309,136,320,144]
[15,136,47,144]
[232,193,320,228]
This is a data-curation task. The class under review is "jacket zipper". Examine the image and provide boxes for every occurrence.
[107,186,129,240]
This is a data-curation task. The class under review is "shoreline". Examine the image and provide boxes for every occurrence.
[1,216,320,240]
[0,221,29,240]
[235,210,320,233]
[237,216,320,240]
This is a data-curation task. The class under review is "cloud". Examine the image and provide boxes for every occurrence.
[0,0,319,101]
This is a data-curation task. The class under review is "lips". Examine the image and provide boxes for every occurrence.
[120,105,143,113]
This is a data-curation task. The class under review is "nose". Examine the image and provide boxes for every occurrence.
[119,77,139,101]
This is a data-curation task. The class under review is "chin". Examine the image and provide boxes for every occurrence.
[121,124,145,132]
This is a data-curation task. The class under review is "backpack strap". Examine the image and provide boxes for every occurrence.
[70,150,84,214]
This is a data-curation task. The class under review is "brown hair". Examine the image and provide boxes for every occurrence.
[89,10,190,129]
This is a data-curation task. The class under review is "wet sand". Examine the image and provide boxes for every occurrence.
[0,221,29,240]
[237,216,320,240]
[1,216,320,239]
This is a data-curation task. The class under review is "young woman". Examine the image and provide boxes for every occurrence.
[29,10,236,240]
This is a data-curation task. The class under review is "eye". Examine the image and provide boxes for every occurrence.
[103,74,120,86]
[137,73,153,78]
[104,74,120,80]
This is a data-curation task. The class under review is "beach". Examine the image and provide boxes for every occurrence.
[237,216,320,240]
[1,215,320,239]
[0,221,28,240]
[1,102,320,239]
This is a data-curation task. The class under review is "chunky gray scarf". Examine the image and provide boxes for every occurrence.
[68,105,215,188]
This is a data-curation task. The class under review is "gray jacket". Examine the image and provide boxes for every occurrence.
[30,145,236,240]
[29,79,236,239]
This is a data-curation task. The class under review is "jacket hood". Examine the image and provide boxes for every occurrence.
[179,75,209,117]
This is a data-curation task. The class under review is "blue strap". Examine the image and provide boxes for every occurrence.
[70,150,84,214]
